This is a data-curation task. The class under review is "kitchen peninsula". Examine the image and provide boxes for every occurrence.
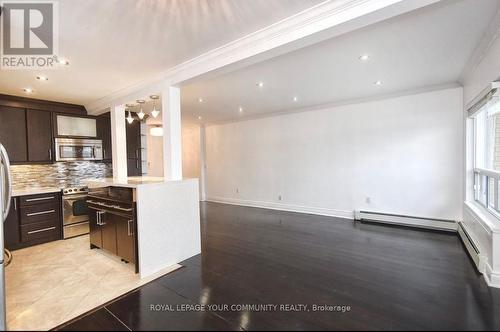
[85,176,201,278]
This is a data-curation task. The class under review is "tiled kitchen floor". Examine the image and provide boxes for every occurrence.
[5,235,181,331]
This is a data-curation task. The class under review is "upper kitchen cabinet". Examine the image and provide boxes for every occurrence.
[96,113,112,161]
[27,109,53,162]
[126,120,142,176]
[55,114,97,138]
[0,106,27,163]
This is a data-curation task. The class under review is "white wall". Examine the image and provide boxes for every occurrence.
[146,125,164,177]
[205,87,464,220]
[146,124,201,182]
[182,125,201,179]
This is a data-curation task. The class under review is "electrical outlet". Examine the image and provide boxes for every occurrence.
[236,188,239,194]
[278,195,282,201]
[365,197,371,204]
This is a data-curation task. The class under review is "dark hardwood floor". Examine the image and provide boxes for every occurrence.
[57,202,500,331]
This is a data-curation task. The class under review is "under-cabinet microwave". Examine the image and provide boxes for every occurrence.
[54,138,103,161]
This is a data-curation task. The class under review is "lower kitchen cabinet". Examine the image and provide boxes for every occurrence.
[89,207,103,248]
[101,213,117,255]
[4,197,20,250]
[115,214,135,264]
[88,204,137,269]
[4,193,63,250]
[19,193,62,246]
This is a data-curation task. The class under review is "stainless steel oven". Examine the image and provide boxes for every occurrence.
[62,186,90,239]
[54,138,103,161]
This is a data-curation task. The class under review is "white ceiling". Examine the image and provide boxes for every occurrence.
[0,0,322,105]
[181,0,500,124]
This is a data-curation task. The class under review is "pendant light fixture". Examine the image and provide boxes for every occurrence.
[126,104,135,124]
[137,99,146,120]
[150,95,160,118]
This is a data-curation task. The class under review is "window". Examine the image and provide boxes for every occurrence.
[471,89,500,215]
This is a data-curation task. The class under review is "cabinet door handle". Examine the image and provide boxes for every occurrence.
[26,209,55,217]
[26,196,54,202]
[48,148,52,160]
[28,226,56,235]
[127,219,134,236]
[14,198,17,211]
[97,211,106,225]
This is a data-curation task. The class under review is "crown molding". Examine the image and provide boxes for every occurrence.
[86,0,440,114]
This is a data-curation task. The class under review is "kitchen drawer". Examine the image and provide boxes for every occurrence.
[20,220,61,243]
[20,193,60,207]
[20,202,59,225]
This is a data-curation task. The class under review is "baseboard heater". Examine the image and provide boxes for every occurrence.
[457,221,483,270]
[354,210,457,232]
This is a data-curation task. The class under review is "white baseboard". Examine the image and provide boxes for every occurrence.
[206,196,354,219]
[355,210,457,232]
[484,262,500,288]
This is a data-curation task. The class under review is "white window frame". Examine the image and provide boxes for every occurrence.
[470,82,500,220]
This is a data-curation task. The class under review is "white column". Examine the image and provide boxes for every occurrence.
[110,104,127,181]
[161,84,183,180]
[199,125,207,201]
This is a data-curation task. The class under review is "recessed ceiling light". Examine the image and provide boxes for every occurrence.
[198,98,204,103]
[198,116,202,120]
[36,75,48,81]
[23,88,33,93]
[57,58,69,65]
[293,96,298,102]
[238,106,243,113]
[359,54,370,61]
[256,82,264,88]
[374,80,383,86]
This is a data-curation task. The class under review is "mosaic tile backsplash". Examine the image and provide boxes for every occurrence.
[11,162,113,190]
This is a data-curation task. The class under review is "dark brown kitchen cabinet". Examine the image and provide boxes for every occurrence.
[127,158,142,176]
[87,188,137,272]
[101,213,117,255]
[97,113,112,161]
[88,207,103,248]
[4,197,20,250]
[18,192,62,247]
[0,106,27,163]
[126,119,142,176]
[26,109,53,162]
[115,214,135,264]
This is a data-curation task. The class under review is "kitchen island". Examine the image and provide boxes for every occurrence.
[85,176,201,278]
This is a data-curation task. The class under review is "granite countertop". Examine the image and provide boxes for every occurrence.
[84,176,198,189]
[13,186,62,197]
[84,176,168,189]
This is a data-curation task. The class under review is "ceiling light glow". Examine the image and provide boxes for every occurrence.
[359,54,370,61]
[374,80,383,86]
[57,58,69,65]
[150,126,163,137]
